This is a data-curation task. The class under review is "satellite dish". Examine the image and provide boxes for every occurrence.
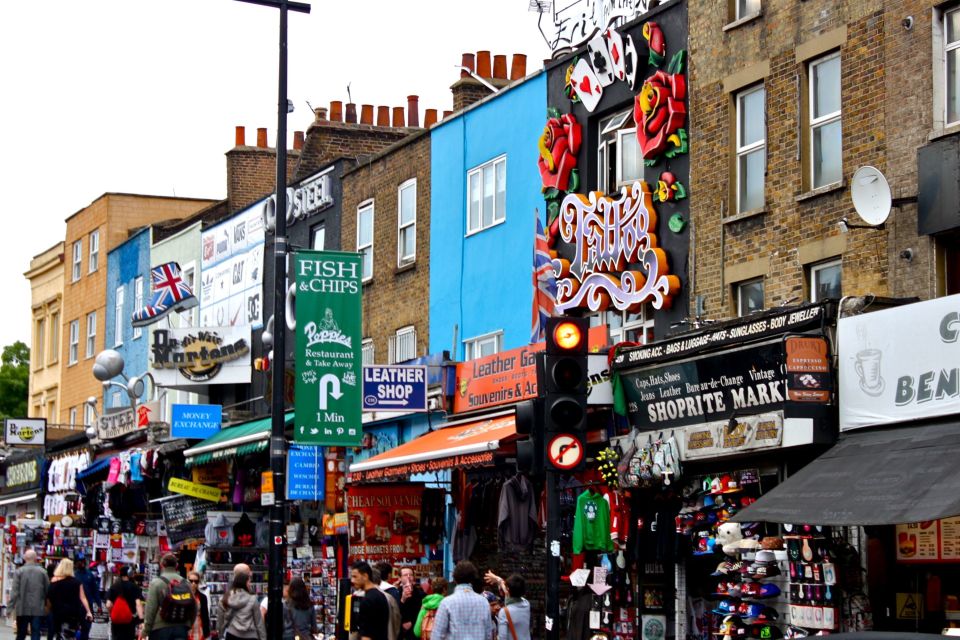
[850,166,892,226]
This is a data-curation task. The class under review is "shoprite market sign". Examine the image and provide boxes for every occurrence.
[294,251,362,446]
[619,337,831,431]
[839,294,960,431]
[453,326,608,413]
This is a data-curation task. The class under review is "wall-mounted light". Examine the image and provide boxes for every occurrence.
[900,248,914,262]
[902,16,914,31]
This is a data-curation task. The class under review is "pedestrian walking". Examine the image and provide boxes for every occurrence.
[7,550,49,640]
[142,554,197,640]
[107,566,143,640]
[413,578,448,640]
[431,562,493,640]
[217,569,265,640]
[398,568,424,640]
[47,559,94,640]
[75,561,102,614]
[280,577,316,640]
[350,561,390,640]
[186,572,209,640]
[493,576,530,640]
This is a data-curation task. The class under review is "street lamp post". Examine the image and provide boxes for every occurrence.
[232,4,310,640]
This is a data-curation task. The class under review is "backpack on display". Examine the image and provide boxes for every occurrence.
[159,576,198,624]
[420,609,437,640]
[110,596,133,624]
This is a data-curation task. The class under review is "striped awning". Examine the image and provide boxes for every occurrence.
[183,413,292,467]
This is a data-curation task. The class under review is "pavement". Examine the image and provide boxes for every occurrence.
[0,621,15,640]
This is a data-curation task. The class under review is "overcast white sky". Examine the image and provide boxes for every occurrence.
[0,0,551,349]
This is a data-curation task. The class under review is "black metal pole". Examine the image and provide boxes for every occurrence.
[545,470,560,640]
[267,3,290,640]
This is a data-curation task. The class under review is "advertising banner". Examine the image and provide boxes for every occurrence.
[839,295,960,431]
[170,404,222,439]
[362,366,428,412]
[167,477,222,502]
[619,337,831,431]
[200,201,266,329]
[287,445,325,501]
[346,483,424,562]
[96,402,162,441]
[4,418,45,446]
[680,412,783,461]
[895,517,960,564]
[150,326,251,387]
[293,251,362,446]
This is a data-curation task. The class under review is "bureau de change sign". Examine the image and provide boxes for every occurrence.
[294,251,362,446]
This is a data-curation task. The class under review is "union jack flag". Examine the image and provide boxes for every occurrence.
[531,214,558,343]
[152,262,193,308]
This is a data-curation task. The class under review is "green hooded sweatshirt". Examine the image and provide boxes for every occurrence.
[414,593,445,638]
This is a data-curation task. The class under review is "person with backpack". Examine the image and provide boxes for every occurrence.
[217,570,265,640]
[281,578,317,640]
[142,554,197,640]
[107,566,143,640]
[414,578,448,640]
[47,559,94,640]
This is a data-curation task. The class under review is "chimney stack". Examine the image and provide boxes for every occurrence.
[293,131,304,150]
[510,53,527,80]
[345,103,358,124]
[407,95,420,127]
[256,128,268,148]
[392,106,405,127]
[377,106,391,127]
[330,100,343,122]
[314,107,328,122]
[493,55,508,80]
[360,104,374,125]
[235,126,246,146]
[461,53,475,78]
[476,50,492,78]
[424,109,438,128]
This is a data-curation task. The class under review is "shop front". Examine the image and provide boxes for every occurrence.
[612,302,840,640]
[736,294,960,634]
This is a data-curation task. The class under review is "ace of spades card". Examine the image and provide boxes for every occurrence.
[570,57,604,112]
[603,28,627,82]
[623,34,640,88]
[587,34,615,86]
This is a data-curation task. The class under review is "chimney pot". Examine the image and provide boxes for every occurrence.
[235,126,245,146]
[330,100,343,122]
[345,103,358,124]
[461,53,475,78]
[314,107,328,122]
[510,53,528,80]
[476,50,492,78]
[293,131,305,150]
[424,108,438,127]
[377,106,391,127]
[493,54,508,80]
[360,104,374,125]
[443,110,454,119]
[257,127,268,148]
[392,106,406,127]
[407,95,420,127]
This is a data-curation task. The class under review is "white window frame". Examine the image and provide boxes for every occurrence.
[357,200,375,283]
[84,403,96,428]
[180,265,196,328]
[33,317,45,371]
[464,331,503,361]
[114,285,125,347]
[133,276,144,337]
[397,179,417,267]
[736,85,766,213]
[809,52,843,189]
[311,224,326,250]
[88,229,100,273]
[810,259,842,302]
[68,319,79,365]
[945,7,960,127]
[466,156,507,235]
[389,326,417,364]
[598,110,640,194]
[736,278,765,317]
[85,311,97,359]
[69,407,77,427]
[49,312,59,364]
[735,0,760,21]
[361,338,375,366]
[71,240,82,282]
[589,307,655,345]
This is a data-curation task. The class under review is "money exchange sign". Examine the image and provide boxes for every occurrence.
[294,251,362,446]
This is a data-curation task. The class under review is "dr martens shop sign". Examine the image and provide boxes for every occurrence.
[151,327,251,386]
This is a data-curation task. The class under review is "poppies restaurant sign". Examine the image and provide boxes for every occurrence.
[553,181,680,313]
[839,294,960,431]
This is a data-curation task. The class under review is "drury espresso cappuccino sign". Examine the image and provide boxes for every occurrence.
[151,326,251,386]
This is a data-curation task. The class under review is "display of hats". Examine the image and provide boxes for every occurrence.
[755,607,779,622]
[712,560,746,576]
[704,495,718,508]
[746,563,782,579]
[753,550,778,565]
[714,615,749,637]
[737,602,766,619]
[761,537,784,550]
[750,623,784,640]
[721,474,741,493]
[712,599,741,616]
[741,582,781,599]
[741,496,758,508]
[713,581,743,598]
[739,538,761,551]
[694,535,718,555]
[711,477,725,494]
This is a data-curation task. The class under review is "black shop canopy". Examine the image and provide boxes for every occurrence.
[733,421,960,526]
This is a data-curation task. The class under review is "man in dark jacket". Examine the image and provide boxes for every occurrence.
[75,560,102,613]
[7,550,49,640]
[397,568,424,640]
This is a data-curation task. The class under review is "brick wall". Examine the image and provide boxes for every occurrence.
[226,145,300,213]
[687,0,938,321]
[295,120,414,181]
[340,133,431,363]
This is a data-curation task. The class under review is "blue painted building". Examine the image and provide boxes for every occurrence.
[103,227,152,409]
[429,71,546,359]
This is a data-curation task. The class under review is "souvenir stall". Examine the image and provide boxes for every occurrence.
[44,445,91,524]
[0,451,46,611]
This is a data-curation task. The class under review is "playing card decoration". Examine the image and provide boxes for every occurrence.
[569,58,604,112]
[564,61,581,103]
[603,28,626,82]
[634,50,689,165]
[623,35,639,88]
[588,34,615,86]
[565,25,650,110]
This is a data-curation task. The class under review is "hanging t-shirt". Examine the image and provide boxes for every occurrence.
[233,513,256,547]
[572,490,613,553]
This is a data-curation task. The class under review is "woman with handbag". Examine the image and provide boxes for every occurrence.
[486,574,530,640]
[280,578,316,640]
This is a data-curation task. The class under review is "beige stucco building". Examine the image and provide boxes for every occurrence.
[24,242,64,425]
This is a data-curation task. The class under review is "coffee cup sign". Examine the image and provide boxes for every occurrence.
[854,349,884,396]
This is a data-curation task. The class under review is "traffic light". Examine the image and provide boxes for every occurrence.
[514,398,544,475]
[543,317,589,433]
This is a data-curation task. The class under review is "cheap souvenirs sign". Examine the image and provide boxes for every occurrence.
[347,483,424,562]
[294,251,362,446]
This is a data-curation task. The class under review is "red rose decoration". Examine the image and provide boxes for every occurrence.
[538,113,582,192]
[634,69,688,163]
[643,22,666,67]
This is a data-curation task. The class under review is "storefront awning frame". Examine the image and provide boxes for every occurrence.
[0,492,38,507]
[183,412,292,465]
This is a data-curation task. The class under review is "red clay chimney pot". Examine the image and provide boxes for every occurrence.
[493,54,508,80]
[345,103,358,124]
[510,53,528,80]
[407,95,420,127]
[329,100,343,122]
[293,131,304,150]
[314,107,328,122]
[443,110,454,119]
[256,127,268,148]
[476,50,492,78]
[392,106,406,127]
[377,106,391,127]
[235,126,245,146]
[461,53,475,78]
[424,109,438,127]
[360,104,374,125]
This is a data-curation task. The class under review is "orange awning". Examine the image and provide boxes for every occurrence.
[349,415,516,481]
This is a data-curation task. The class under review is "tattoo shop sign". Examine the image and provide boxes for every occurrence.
[619,337,831,431]
[548,0,659,53]
[151,327,251,387]
[294,251,362,446]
